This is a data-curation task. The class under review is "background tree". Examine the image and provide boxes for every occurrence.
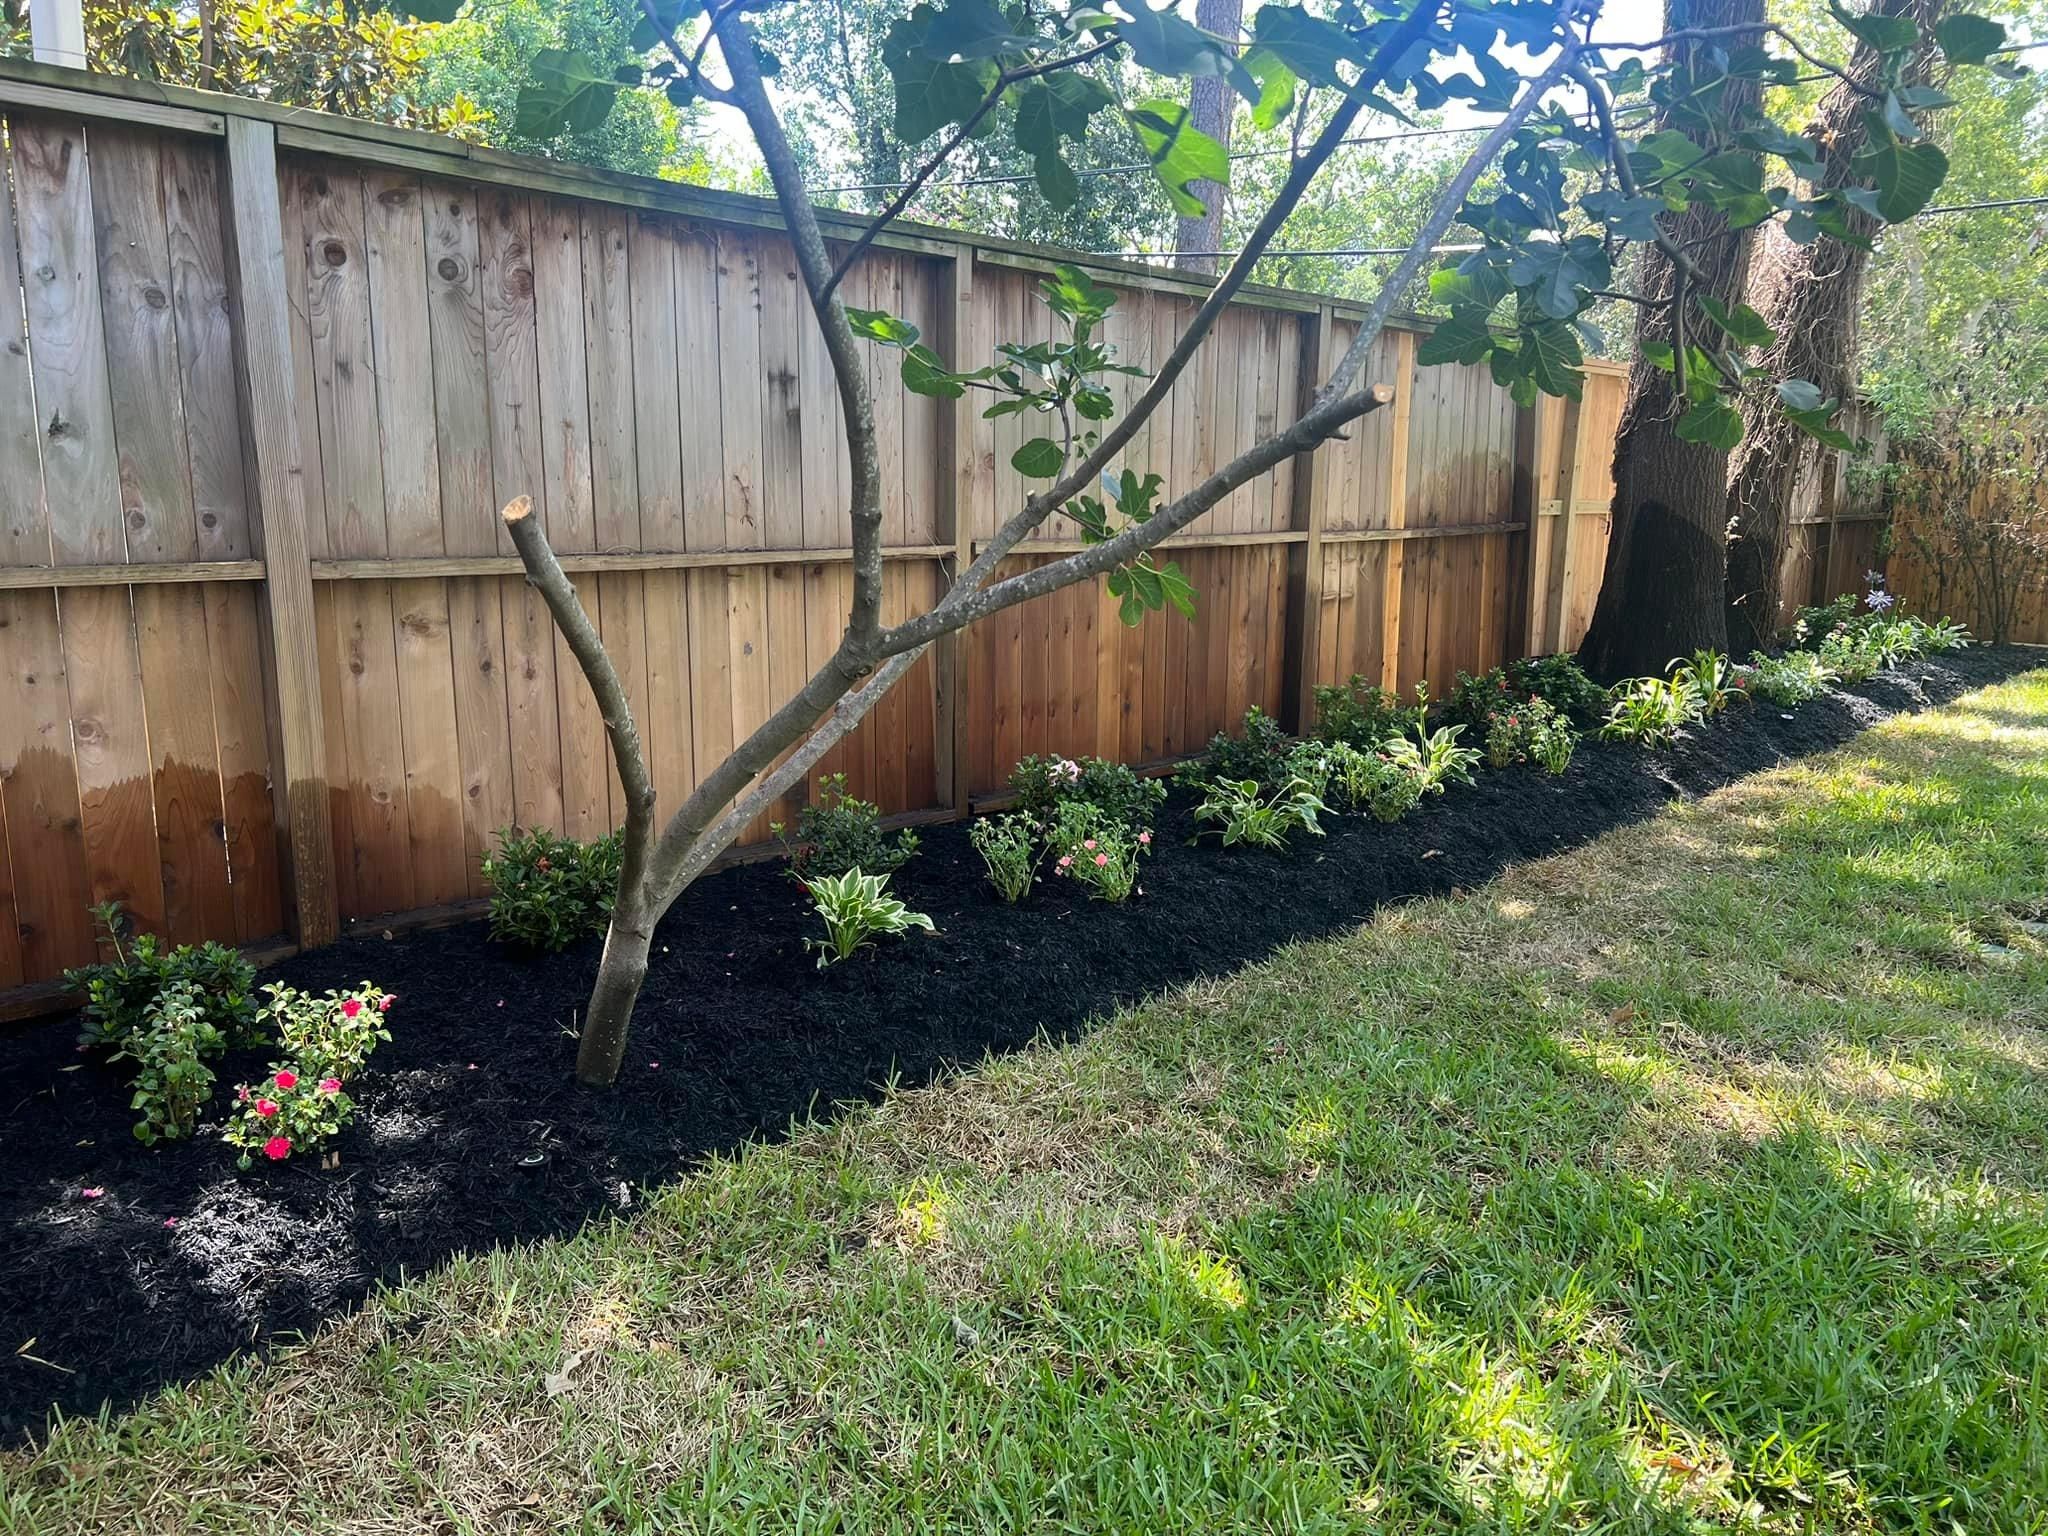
[1720,0,1942,655]
[493,0,2003,1087]
[1172,0,1244,272]
[1573,0,1766,679]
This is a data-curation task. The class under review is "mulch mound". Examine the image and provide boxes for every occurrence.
[2,645,2037,1441]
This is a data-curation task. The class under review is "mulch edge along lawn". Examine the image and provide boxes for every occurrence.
[1,644,2040,1441]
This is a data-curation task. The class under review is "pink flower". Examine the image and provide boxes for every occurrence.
[1137,831,1151,846]
[1057,855,1073,869]
[274,1070,299,1091]
[163,1217,178,1228]
[1083,839,1097,851]
[379,994,395,1012]
[263,1136,292,1161]
[318,1078,342,1095]
[255,1099,279,1119]
[341,998,362,1019]
[1094,854,1109,867]
[81,1187,103,1200]
[237,1085,250,1103]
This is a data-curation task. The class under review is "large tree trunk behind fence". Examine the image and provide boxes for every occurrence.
[1575,0,1763,682]
[1172,0,1244,277]
[1723,0,1937,655]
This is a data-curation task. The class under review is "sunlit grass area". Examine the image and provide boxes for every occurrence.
[5,672,2047,1534]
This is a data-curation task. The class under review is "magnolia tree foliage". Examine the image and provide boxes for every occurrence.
[460,0,2010,1087]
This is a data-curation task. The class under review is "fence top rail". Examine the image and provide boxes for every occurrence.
[0,54,1610,354]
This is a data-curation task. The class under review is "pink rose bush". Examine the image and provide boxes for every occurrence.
[224,982,391,1170]
[1047,803,1147,904]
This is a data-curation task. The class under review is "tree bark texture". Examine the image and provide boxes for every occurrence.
[1722,0,1939,655]
[1575,0,1764,682]
[1172,0,1244,276]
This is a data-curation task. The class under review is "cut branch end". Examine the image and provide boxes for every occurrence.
[502,495,535,525]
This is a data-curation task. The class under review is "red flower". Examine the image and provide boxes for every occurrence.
[255,1099,280,1119]
[318,1077,342,1095]
[341,998,362,1019]
[263,1136,292,1161]
[274,1070,298,1091]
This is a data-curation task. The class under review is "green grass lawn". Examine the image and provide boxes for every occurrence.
[6,671,2048,1534]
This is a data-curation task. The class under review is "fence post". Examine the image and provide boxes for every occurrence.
[1378,329,1416,691]
[1509,397,1541,660]
[1540,394,1586,653]
[935,244,975,814]
[221,115,337,947]
[1280,301,1334,734]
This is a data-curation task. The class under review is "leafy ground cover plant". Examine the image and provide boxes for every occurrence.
[1668,648,1744,715]
[967,813,1039,903]
[1484,697,1579,774]
[1819,624,1887,683]
[774,774,920,884]
[802,870,936,967]
[1047,803,1148,902]
[1737,649,1835,706]
[1445,654,1607,730]
[66,902,259,1052]
[482,828,623,951]
[1193,775,1330,851]
[1323,743,1427,823]
[1007,754,1165,829]
[1600,677,1703,748]
[1311,676,1424,749]
[1383,723,1481,797]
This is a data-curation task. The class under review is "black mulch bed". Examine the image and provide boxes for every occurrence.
[3,645,2038,1441]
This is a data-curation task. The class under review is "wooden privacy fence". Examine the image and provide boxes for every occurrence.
[0,59,1632,1001]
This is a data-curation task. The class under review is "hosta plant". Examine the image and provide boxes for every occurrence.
[1047,803,1148,902]
[223,1067,355,1170]
[802,870,935,968]
[1600,677,1703,748]
[774,774,919,883]
[1383,723,1481,796]
[968,812,1039,903]
[483,827,623,951]
[1193,775,1330,850]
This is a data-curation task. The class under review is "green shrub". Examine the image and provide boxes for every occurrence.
[1006,754,1166,829]
[66,902,259,1053]
[260,981,394,1083]
[116,981,225,1145]
[483,827,623,950]
[1790,592,1861,649]
[1311,676,1423,749]
[1180,706,1295,790]
[1444,654,1606,730]
[773,774,919,883]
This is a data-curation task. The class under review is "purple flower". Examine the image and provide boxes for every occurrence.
[1865,570,1886,587]
[1866,590,1895,612]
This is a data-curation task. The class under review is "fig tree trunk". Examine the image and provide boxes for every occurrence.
[1574,0,1764,682]
[1172,0,1244,276]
